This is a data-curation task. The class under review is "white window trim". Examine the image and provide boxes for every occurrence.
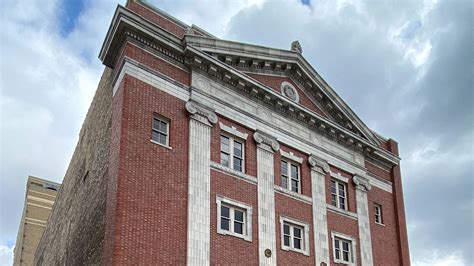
[330,171,350,183]
[331,179,348,211]
[374,204,384,226]
[280,149,303,164]
[151,115,171,147]
[279,216,310,256]
[331,231,357,265]
[219,122,248,140]
[220,134,245,173]
[281,159,301,193]
[216,195,252,242]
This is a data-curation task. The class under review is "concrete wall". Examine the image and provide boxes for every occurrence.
[34,68,113,265]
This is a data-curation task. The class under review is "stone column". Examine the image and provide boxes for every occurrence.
[308,155,330,266]
[353,175,374,266]
[254,130,280,265]
[185,101,218,266]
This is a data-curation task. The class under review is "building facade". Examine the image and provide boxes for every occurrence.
[35,1,410,265]
[13,176,59,266]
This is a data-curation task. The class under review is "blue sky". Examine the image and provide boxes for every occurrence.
[1,0,472,265]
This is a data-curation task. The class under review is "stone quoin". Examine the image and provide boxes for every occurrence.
[34,1,410,265]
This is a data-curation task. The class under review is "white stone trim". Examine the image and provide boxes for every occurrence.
[280,149,303,164]
[326,204,358,220]
[331,231,358,265]
[112,60,190,100]
[354,177,374,266]
[256,137,277,265]
[366,174,392,193]
[274,185,312,204]
[330,171,350,183]
[279,215,310,256]
[216,195,253,242]
[210,161,257,185]
[219,122,248,140]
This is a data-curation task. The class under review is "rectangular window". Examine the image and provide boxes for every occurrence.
[375,204,383,224]
[331,180,347,210]
[333,237,353,264]
[220,135,244,172]
[216,196,252,241]
[151,116,169,146]
[280,216,310,256]
[281,160,300,193]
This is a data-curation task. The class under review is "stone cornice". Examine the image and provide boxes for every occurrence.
[184,35,381,146]
[184,45,400,165]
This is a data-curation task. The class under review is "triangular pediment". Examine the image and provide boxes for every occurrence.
[183,35,380,146]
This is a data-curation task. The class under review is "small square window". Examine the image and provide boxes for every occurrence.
[151,116,169,146]
[280,216,310,256]
[331,180,347,210]
[281,160,301,193]
[216,196,252,241]
[220,135,244,172]
[332,232,357,265]
[374,204,383,224]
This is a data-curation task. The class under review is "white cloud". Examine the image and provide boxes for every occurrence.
[412,250,465,266]
[0,245,14,266]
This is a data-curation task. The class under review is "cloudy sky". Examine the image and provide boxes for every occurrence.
[0,0,472,265]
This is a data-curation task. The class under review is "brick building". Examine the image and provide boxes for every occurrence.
[35,1,410,265]
[13,176,59,266]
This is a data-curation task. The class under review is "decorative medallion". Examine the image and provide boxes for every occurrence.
[280,81,299,103]
[265,249,272,257]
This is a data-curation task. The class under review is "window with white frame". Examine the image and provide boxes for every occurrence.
[374,204,383,224]
[280,216,310,256]
[216,196,252,241]
[281,160,300,193]
[151,115,169,146]
[220,135,244,172]
[331,180,347,210]
[331,232,356,265]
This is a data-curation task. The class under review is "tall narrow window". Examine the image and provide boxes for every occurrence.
[281,160,300,193]
[220,135,244,172]
[331,180,347,210]
[374,204,383,224]
[151,116,169,146]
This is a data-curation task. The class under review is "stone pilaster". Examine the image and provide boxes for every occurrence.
[353,175,374,266]
[308,155,330,266]
[185,101,218,266]
[254,130,280,265]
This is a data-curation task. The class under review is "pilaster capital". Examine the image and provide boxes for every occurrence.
[185,101,218,126]
[353,175,371,192]
[253,130,280,152]
[308,154,330,174]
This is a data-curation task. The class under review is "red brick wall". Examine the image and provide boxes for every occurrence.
[109,75,190,264]
[126,1,186,38]
[247,73,327,118]
[368,187,401,266]
[327,211,361,265]
[275,193,315,265]
[210,171,259,265]
[121,42,190,86]
[274,144,312,198]
[366,161,392,182]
